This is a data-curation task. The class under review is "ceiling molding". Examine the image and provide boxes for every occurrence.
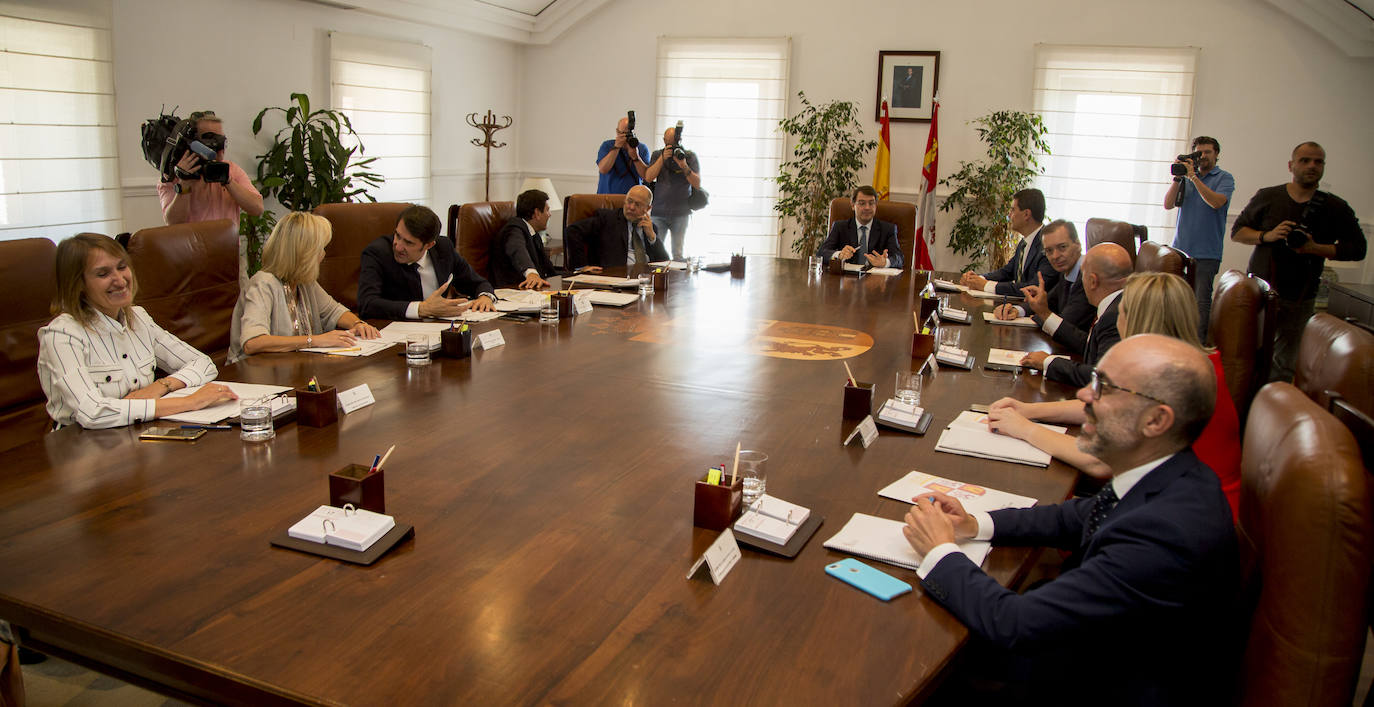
[301,0,612,45]
[1263,0,1374,57]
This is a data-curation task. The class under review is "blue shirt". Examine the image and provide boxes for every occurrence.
[1172,167,1235,261]
[596,140,649,194]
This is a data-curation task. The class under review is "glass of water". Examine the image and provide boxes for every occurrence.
[689,256,703,273]
[239,398,274,442]
[405,333,430,366]
[939,326,962,351]
[539,296,559,325]
[737,450,769,508]
[895,370,923,405]
[808,255,823,273]
[638,273,655,296]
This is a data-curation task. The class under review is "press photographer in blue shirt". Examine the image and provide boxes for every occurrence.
[1163,136,1233,341]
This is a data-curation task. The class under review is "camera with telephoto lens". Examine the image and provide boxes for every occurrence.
[624,110,639,148]
[1170,151,1202,177]
[1285,190,1327,249]
[139,109,230,184]
[671,121,687,161]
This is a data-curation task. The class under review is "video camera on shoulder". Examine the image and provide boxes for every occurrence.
[140,108,231,185]
[1286,191,1328,249]
[1170,151,1202,177]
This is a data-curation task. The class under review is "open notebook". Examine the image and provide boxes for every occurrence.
[161,381,294,424]
[823,513,991,572]
[934,410,1066,467]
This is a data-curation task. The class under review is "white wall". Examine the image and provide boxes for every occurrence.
[518,0,1374,281]
[112,0,522,233]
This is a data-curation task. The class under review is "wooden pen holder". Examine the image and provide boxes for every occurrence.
[651,271,669,293]
[912,332,935,360]
[843,380,875,420]
[295,386,338,428]
[329,464,385,514]
[730,255,746,278]
[553,291,575,318]
[828,256,845,275]
[693,472,744,530]
[917,296,939,324]
[441,328,473,358]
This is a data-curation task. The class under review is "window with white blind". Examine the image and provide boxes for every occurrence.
[1032,45,1199,245]
[655,37,790,257]
[329,32,431,206]
[0,0,121,242]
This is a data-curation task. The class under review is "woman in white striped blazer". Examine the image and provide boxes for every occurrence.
[37,234,237,429]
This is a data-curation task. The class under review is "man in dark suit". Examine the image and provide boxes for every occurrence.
[993,219,1095,343]
[816,185,903,268]
[564,185,668,270]
[961,188,1061,296]
[357,205,496,320]
[490,189,558,289]
[904,334,1238,705]
[1021,242,1132,388]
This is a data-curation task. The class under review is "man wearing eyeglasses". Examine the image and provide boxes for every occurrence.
[991,219,1093,340]
[903,335,1238,705]
[563,185,669,270]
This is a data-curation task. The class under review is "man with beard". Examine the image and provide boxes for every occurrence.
[1163,136,1233,341]
[903,335,1238,705]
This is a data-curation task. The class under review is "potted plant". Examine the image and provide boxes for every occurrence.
[774,92,877,259]
[240,92,384,272]
[938,110,1049,268]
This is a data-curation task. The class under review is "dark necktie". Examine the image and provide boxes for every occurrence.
[858,225,869,260]
[1011,240,1025,281]
[631,228,647,265]
[1083,482,1119,540]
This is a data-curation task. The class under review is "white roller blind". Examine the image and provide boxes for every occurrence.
[1032,44,1198,244]
[655,37,789,257]
[0,0,121,242]
[329,32,431,206]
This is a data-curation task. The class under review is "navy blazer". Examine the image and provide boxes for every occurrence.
[1039,275,1095,344]
[816,218,903,268]
[357,235,495,320]
[489,217,557,288]
[921,449,1239,705]
[1046,295,1121,388]
[563,208,669,269]
[983,227,1061,296]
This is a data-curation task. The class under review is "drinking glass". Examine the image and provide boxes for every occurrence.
[737,450,769,508]
[405,334,430,366]
[239,399,274,442]
[539,297,559,325]
[638,273,655,296]
[895,370,923,405]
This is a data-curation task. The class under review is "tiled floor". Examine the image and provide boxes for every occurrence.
[21,655,189,707]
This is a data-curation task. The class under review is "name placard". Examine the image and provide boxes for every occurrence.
[686,529,741,585]
[475,329,506,350]
[843,415,880,448]
[337,384,376,414]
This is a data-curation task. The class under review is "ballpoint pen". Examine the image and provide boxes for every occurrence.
[180,424,231,430]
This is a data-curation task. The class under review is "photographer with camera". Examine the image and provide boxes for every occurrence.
[644,123,701,261]
[1232,141,1365,382]
[156,111,263,228]
[596,113,650,194]
[1163,136,1233,341]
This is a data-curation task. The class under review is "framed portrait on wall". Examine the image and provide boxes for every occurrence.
[876,51,940,122]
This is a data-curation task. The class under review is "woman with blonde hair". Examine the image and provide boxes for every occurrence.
[229,212,379,362]
[38,233,237,428]
[988,271,1242,519]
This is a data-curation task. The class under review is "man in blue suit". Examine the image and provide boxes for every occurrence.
[961,188,1061,296]
[816,186,903,268]
[904,334,1239,705]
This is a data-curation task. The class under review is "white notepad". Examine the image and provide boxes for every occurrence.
[287,505,395,552]
[300,339,398,357]
[648,260,688,270]
[564,274,639,288]
[933,410,1066,467]
[733,495,810,545]
[878,471,1037,514]
[986,348,1028,367]
[966,289,1021,301]
[586,291,639,307]
[932,278,966,292]
[160,381,294,424]
[823,513,991,572]
[982,312,1037,328]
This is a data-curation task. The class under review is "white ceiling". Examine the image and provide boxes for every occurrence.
[1264,0,1374,56]
[303,0,612,44]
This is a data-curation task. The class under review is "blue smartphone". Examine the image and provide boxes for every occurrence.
[825,558,912,601]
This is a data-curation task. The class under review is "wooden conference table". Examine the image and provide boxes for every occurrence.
[0,259,1080,705]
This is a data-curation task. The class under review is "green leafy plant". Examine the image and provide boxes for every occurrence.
[939,110,1049,268]
[774,92,877,259]
[243,92,384,272]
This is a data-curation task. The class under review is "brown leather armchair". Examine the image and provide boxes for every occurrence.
[448,201,515,280]
[1084,218,1139,265]
[1135,241,1195,288]
[0,237,59,452]
[1238,382,1371,706]
[828,197,916,263]
[314,202,412,311]
[1210,270,1278,426]
[127,219,239,361]
[1293,313,1373,417]
[562,194,626,269]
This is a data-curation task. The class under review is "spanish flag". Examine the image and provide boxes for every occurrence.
[873,99,891,200]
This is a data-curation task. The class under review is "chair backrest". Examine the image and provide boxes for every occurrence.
[1136,241,1195,288]
[1294,312,1374,417]
[0,237,58,412]
[1238,382,1372,706]
[828,197,916,259]
[1085,218,1138,266]
[313,202,412,312]
[451,201,515,280]
[1210,270,1278,426]
[1328,394,1374,470]
[127,219,239,359]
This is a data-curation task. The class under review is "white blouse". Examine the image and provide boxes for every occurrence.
[37,307,218,429]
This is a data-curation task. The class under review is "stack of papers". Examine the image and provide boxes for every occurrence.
[933,410,1065,467]
[983,312,1037,328]
[933,278,966,292]
[867,267,903,276]
[564,274,639,288]
[301,339,398,357]
[823,513,991,571]
[733,495,811,545]
[648,260,688,271]
[288,505,395,552]
[966,289,1021,301]
[586,291,638,307]
[938,303,970,322]
[936,344,974,369]
[162,381,294,424]
[985,348,1028,369]
[491,289,545,313]
[877,471,1037,513]
[877,399,924,429]
[378,321,453,351]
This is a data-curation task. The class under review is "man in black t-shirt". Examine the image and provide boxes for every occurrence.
[1232,141,1366,382]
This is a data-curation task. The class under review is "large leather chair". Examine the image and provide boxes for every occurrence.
[828,197,919,265]
[562,193,626,269]
[1210,270,1278,426]
[448,201,515,280]
[1238,382,1371,706]
[314,202,412,312]
[1293,312,1373,416]
[1135,240,1195,288]
[0,237,59,452]
[127,219,239,361]
[1084,218,1139,265]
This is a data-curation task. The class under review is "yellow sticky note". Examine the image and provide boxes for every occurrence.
[706,469,722,485]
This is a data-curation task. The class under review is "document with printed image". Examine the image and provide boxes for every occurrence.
[878,471,1037,513]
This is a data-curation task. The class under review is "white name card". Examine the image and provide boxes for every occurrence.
[923,352,939,375]
[843,415,880,448]
[574,294,593,315]
[336,383,375,414]
[686,529,741,585]
[475,329,506,350]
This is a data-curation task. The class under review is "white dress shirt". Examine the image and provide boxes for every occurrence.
[1043,288,1123,369]
[983,226,1042,292]
[404,251,441,320]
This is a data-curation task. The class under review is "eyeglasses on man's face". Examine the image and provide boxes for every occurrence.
[1089,368,1169,406]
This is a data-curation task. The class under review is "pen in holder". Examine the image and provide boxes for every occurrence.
[730,254,746,278]
[440,327,473,358]
[912,331,935,360]
[917,296,939,325]
[329,464,385,514]
[842,380,875,420]
[295,385,338,428]
[552,291,575,318]
[693,472,744,530]
[651,270,669,294]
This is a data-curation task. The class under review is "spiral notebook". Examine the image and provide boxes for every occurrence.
[822,513,991,572]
